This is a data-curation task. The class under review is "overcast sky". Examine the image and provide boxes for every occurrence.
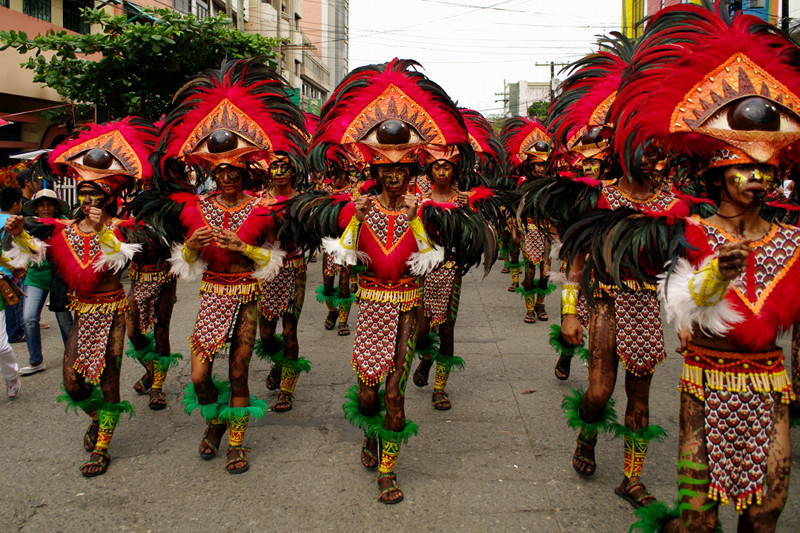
[348,0,623,117]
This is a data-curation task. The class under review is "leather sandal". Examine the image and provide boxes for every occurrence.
[148,389,167,410]
[81,449,111,477]
[572,433,597,477]
[615,480,657,509]
[225,446,251,474]
[377,472,403,504]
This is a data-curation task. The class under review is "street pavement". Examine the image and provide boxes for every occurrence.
[1,263,798,532]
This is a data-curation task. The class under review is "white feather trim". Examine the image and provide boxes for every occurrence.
[658,256,742,337]
[407,245,445,276]
[6,237,48,269]
[322,236,360,266]
[168,243,206,281]
[251,245,286,281]
[548,270,567,285]
[93,241,141,274]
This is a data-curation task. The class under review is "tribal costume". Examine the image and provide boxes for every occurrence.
[412,108,504,410]
[7,117,156,476]
[256,169,311,414]
[551,3,800,530]
[501,117,555,322]
[519,31,683,508]
[314,145,362,336]
[303,58,471,503]
[125,122,182,410]
[135,59,304,474]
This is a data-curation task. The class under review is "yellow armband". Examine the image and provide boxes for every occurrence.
[97,227,122,255]
[409,216,435,253]
[339,216,362,251]
[12,231,36,254]
[242,244,272,269]
[689,257,730,307]
[181,243,200,263]
[561,283,580,316]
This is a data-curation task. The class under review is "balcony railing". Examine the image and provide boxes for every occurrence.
[301,49,330,88]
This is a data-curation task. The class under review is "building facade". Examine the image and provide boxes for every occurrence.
[0,0,348,166]
[622,0,782,38]
[505,80,550,118]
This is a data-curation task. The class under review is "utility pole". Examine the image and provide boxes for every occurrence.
[494,79,509,117]
[783,0,790,31]
[535,61,569,104]
[236,0,244,31]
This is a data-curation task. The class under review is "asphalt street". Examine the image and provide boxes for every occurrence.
[1,263,798,532]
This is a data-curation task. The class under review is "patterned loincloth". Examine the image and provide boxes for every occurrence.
[613,288,666,376]
[523,224,546,265]
[69,288,129,385]
[322,252,341,278]
[353,275,420,385]
[422,264,456,327]
[191,271,260,363]
[258,258,306,320]
[679,344,795,511]
[129,263,175,333]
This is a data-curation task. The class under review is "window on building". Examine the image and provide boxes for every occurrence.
[63,0,92,34]
[173,0,190,13]
[295,14,300,31]
[1,0,9,8]
[294,59,300,77]
[195,0,209,18]
[23,0,51,21]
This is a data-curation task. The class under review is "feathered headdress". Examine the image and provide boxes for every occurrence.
[310,58,471,174]
[49,117,158,194]
[611,0,800,176]
[461,108,507,181]
[501,117,550,175]
[548,32,636,163]
[156,59,308,179]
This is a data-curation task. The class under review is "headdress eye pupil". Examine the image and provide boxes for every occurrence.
[208,130,238,153]
[377,119,411,144]
[582,126,604,145]
[727,97,780,132]
[533,141,550,152]
[83,149,113,169]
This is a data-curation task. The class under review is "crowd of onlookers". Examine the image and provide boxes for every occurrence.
[0,168,73,399]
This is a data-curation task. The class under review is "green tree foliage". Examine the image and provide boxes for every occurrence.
[0,8,286,126]
[527,99,549,123]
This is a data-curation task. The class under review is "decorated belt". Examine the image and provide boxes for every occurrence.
[200,270,261,301]
[68,287,128,314]
[680,343,794,402]
[357,275,420,306]
[285,256,307,270]
[130,262,174,283]
[595,279,657,295]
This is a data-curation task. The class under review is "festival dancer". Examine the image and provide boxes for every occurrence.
[313,145,361,336]
[256,151,312,413]
[137,59,306,474]
[572,3,800,531]
[125,122,182,410]
[300,59,475,503]
[5,118,157,476]
[501,117,555,323]
[412,109,505,410]
[520,32,689,508]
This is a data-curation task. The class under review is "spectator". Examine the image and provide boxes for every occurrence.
[16,168,42,204]
[0,187,25,343]
[19,189,73,376]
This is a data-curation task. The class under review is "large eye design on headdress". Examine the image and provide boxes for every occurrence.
[533,141,550,153]
[190,128,263,167]
[700,96,800,134]
[360,119,426,147]
[69,148,128,173]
